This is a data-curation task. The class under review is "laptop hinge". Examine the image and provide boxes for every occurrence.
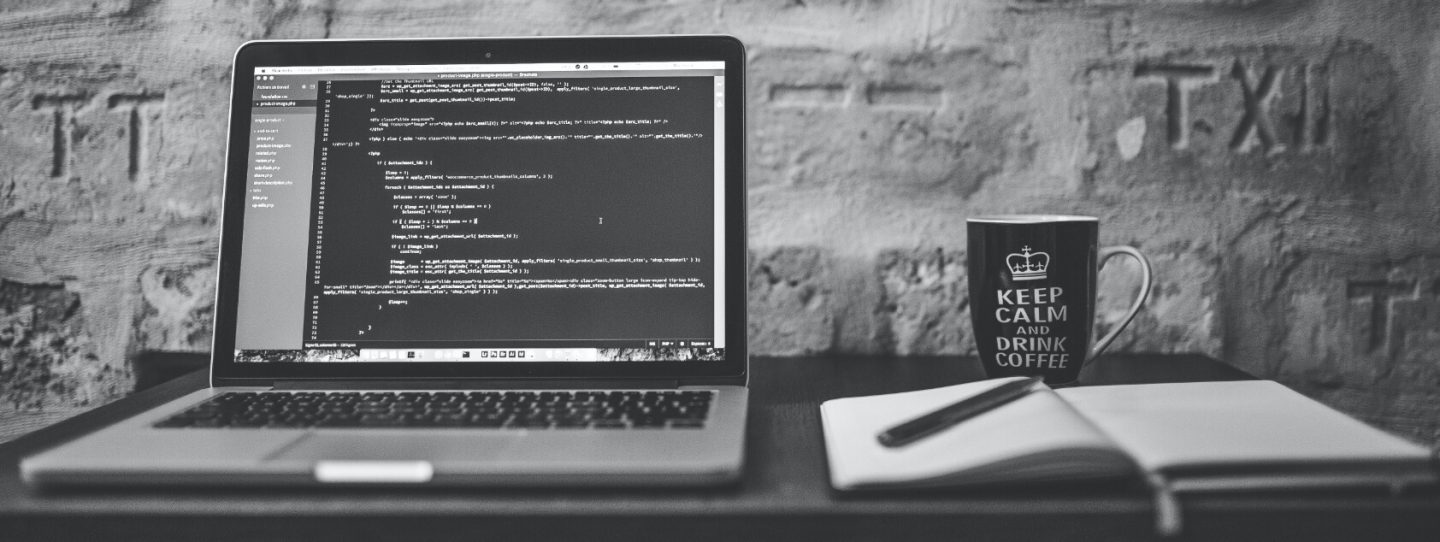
[272,379,681,390]
[676,375,747,387]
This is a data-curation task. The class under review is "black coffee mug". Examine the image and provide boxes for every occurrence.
[967,215,1152,386]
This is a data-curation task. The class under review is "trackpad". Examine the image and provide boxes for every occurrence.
[273,433,518,462]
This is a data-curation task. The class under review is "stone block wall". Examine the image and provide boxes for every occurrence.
[1,0,1437,444]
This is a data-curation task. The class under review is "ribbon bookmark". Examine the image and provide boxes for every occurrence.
[1147,473,1183,537]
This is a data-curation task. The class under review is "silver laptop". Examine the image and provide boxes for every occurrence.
[22,35,748,488]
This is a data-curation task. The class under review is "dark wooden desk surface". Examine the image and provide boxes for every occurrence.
[1,355,1436,541]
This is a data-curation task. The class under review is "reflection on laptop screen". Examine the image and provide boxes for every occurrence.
[232,61,727,363]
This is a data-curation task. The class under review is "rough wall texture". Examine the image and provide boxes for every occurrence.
[1,0,1437,444]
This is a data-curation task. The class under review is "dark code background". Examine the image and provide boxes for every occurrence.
[304,77,714,343]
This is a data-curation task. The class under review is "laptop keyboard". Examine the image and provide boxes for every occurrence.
[154,390,713,430]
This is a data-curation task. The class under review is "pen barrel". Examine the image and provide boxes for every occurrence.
[878,378,1038,447]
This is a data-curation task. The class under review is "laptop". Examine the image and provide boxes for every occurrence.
[22,35,749,488]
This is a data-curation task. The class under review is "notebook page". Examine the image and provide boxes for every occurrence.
[1056,380,1432,476]
[821,378,1128,490]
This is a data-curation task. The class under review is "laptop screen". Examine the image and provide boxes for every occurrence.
[230,60,727,364]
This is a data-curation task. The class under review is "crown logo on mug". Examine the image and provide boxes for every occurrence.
[1006,246,1049,281]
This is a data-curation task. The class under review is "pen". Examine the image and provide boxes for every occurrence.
[876,376,1044,448]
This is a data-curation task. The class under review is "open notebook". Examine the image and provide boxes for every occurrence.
[820,378,1436,534]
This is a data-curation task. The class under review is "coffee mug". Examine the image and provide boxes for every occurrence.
[966,215,1152,386]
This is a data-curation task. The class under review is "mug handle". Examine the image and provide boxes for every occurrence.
[1085,246,1153,364]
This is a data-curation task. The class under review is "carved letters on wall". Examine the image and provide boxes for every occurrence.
[29,90,165,185]
[1135,59,1329,154]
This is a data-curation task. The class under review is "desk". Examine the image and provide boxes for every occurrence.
[2,355,1436,541]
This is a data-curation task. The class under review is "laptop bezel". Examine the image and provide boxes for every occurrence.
[210,36,747,385]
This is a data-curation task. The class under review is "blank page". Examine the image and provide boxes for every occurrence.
[1057,381,1432,475]
[821,378,1129,491]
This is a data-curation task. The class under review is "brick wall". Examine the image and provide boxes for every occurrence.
[1,0,1437,444]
